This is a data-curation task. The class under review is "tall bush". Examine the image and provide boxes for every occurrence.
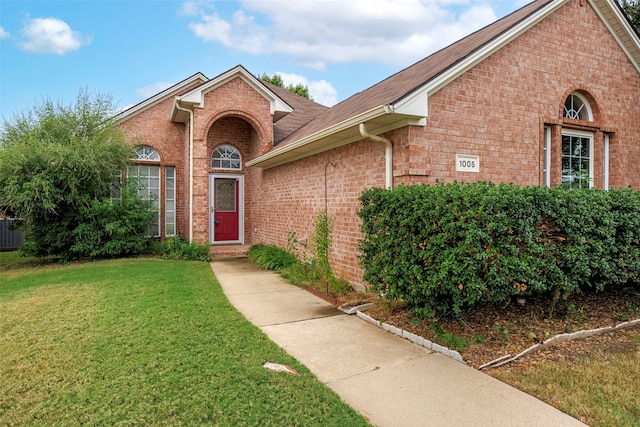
[0,89,153,260]
[358,182,640,318]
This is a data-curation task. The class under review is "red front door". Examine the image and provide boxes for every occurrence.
[213,178,239,241]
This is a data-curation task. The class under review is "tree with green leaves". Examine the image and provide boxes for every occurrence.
[0,89,154,260]
[259,73,313,100]
[619,0,640,34]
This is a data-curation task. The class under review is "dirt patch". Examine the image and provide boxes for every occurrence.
[334,287,640,370]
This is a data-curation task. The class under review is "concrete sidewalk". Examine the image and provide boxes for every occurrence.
[210,257,586,427]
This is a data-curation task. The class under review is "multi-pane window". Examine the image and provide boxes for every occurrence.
[165,167,176,237]
[212,145,241,170]
[130,145,161,237]
[559,93,595,189]
[129,164,161,236]
[561,132,593,189]
[110,172,122,204]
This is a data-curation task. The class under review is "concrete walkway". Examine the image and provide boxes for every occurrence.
[210,257,587,427]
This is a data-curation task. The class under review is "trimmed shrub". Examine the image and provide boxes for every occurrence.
[157,236,211,261]
[358,182,640,318]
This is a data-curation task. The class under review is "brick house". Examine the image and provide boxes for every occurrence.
[117,0,640,288]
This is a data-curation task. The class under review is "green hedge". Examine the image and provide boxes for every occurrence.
[358,183,640,318]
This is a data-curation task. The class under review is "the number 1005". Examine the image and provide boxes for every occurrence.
[459,160,476,168]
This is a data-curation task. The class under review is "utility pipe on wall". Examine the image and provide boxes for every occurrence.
[174,99,195,242]
[359,123,393,189]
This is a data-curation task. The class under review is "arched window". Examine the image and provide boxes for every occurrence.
[132,145,160,161]
[212,145,241,170]
[563,93,592,121]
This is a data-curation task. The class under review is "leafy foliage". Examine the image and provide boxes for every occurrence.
[249,244,299,270]
[259,73,313,100]
[358,182,640,319]
[311,209,334,282]
[156,236,211,261]
[66,184,155,258]
[0,89,153,260]
[619,0,640,34]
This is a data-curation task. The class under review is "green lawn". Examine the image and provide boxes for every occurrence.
[491,349,640,427]
[0,252,370,426]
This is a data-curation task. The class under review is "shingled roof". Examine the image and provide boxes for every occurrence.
[275,0,555,148]
[262,81,329,145]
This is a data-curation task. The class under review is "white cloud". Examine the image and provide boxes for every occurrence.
[0,27,9,39]
[18,17,91,54]
[134,82,173,98]
[184,0,498,69]
[180,1,202,17]
[276,72,338,107]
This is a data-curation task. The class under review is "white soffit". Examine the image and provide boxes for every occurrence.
[246,105,425,169]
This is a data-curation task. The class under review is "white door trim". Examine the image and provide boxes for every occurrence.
[209,174,244,245]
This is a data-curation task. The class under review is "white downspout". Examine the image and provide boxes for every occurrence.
[359,123,393,189]
[174,99,194,242]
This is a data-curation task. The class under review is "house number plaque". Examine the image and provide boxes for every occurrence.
[456,154,480,173]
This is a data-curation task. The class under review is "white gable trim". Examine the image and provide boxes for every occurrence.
[116,73,208,123]
[423,0,569,97]
[171,65,292,122]
[248,0,640,169]
[590,0,640,74]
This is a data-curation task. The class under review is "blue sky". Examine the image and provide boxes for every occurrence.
[0,0,530,120]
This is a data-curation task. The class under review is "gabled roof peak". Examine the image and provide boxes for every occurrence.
[170,65,293,123]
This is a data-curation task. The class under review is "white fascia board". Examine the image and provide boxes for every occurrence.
[590,0,640,74]
[247,95,429,168]
[246,105,390,167]
[392,88,429,117]
[178,66,293,116]
[116,73,208,123]
[424,0,569,96]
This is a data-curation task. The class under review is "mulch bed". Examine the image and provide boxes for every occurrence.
[334,287,640,370]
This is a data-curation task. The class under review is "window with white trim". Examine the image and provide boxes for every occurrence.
[561,131,593,189]
[133,145,161,161]
[130,146,161,236]
[603,134,610,190]
[212,145,241,170]
[543,126,551,187]
[165,166,176,236]
[563,92,592,121]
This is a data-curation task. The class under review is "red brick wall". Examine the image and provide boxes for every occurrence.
[119,1,639,289]
[207,116,260,242]
[190,77,272,243]
[251,141,387,287]
[120,97,187,238]
[120,76,273,244]
[417,0,640,189]
[254,1,640,287]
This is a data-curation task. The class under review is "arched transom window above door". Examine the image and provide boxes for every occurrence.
[212,145,242,170]
[563,92,592,121]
